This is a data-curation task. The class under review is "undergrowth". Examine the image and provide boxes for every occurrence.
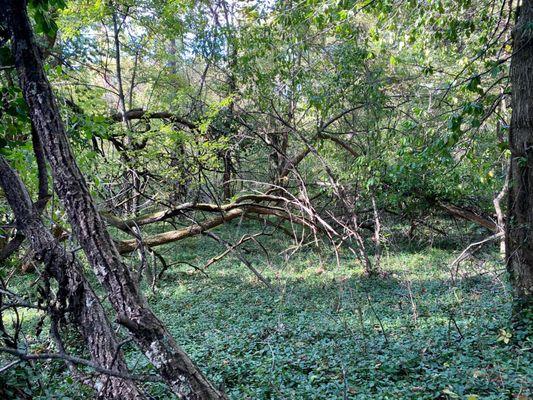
[2,223,531,399]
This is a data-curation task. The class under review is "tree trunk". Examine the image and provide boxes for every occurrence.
[111,9,141,215]
[222,150,233,200]
[0,2,226,399]
[0,157,144,400]
[507,0,533,311]
[371,195,382,269]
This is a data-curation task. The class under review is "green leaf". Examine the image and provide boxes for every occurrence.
[466,76,483,95]
[448,114,462,133]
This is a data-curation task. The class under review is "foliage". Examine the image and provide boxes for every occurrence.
[0,0,527,398]
[3,226,531,399]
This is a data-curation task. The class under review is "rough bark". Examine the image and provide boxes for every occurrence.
[0,2,226,399]
[507,0,533,309]
[0,157,144,400]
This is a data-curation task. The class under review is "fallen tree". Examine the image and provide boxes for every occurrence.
[112,202,320,254]
[102,191,500,256]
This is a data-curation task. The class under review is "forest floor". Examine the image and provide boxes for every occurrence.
[3,224,532,399]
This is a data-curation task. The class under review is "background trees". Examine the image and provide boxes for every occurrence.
[0,0,531,398]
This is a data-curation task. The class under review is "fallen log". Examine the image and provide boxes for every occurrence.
[115,205,315,254]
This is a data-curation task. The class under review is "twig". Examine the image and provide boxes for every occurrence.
[0,359,21,373]
[366,294,389,345]
[450,232,504,269]
[201,234,259,271]
[203,232,274,290]
[0,347,162,383]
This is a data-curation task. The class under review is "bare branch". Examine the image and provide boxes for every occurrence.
[0,347,162,383]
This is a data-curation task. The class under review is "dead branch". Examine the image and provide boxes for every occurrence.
[0,347,162,383]
[438,202,498,232]
[203,232,273,290]
[103,193,291,231]
[201,234,260,271]
[111,109,198,131]
[450,232,504,267]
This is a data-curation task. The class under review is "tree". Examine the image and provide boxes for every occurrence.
[0,156,144,399]
[507,0,533,312]
[0,0,527,395]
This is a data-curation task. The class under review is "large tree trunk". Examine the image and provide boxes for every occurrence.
[0,157,144,400]
[0,2,226,399]
[507,0,533,311]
